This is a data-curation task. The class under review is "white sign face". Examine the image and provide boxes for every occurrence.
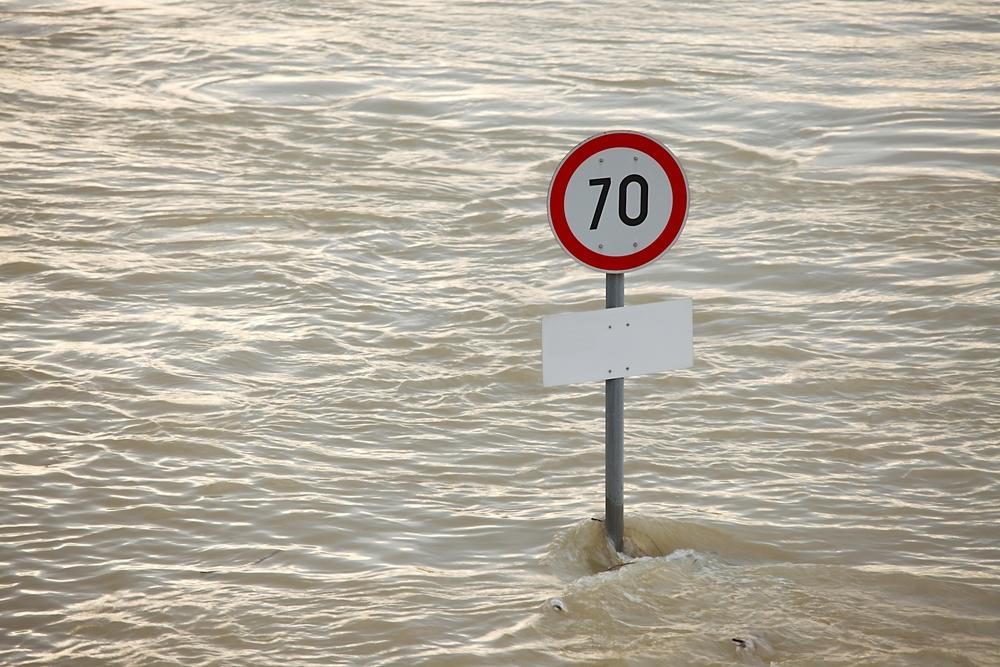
[548,131,689,273]
[562,147,674,257]
[541,299,693,387]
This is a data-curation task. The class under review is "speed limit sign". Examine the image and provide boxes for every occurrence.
[547,131,689,273]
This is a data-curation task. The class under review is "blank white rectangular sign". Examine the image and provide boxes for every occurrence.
[542,299,693,387]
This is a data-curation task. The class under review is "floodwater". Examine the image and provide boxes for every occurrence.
[1,1,998,665]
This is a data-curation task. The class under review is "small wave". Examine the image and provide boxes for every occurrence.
[543,514,794,580]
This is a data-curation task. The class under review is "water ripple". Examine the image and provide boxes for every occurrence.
[2,0,999,665]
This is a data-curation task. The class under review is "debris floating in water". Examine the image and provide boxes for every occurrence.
[731,635,775,660]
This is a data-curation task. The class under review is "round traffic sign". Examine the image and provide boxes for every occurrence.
[547,131,688,273]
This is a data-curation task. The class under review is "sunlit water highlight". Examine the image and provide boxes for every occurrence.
[1,1,998,665]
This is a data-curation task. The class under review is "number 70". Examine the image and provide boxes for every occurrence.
[588,174,649,230]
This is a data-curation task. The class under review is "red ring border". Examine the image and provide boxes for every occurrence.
[547,131,689,273]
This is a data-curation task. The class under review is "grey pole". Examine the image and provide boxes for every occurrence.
[605,272,625,552]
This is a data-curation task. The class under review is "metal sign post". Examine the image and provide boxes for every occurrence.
[605,272,625,551]
[544,130,691,553]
